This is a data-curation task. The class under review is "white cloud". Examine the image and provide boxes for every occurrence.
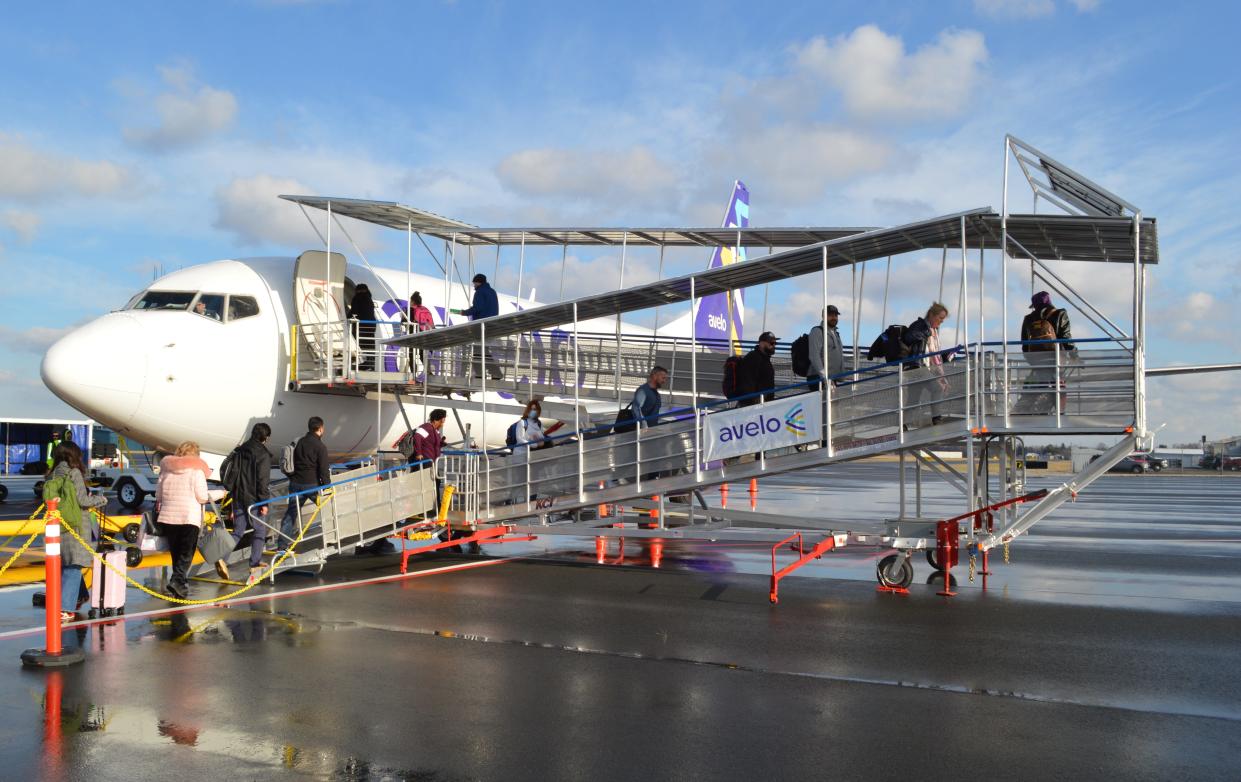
[212,173,383,252]
[792,26,988,120]
[707,124,893,203]
[0,134,131,201]
[974,0,1056,19]
[123,64,238,152]
[1067,0,1100,10]
[3,210,41,243]
[213,174,318,247]
[495,146,680,207]
[0,323,73,354]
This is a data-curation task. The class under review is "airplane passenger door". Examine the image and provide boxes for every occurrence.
[294,250,348,374]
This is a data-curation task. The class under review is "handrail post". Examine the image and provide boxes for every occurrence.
[897,364,905,444]
[574,303,584,502]
[21,498,85,667]
[1054,341,1062,427]
[691,278,700,480]
[1001,136,1012,428]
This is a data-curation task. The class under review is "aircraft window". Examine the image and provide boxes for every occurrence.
[228,295,260,322]
[132,291,195,311]
[194,294,225,321]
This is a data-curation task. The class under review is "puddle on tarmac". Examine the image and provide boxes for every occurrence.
[145,608,358,645]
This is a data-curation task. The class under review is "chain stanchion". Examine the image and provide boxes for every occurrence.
[21,498,85,668]
[56,494,331,608]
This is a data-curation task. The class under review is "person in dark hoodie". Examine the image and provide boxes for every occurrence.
[279,416,331,550]
[737,331,779,407]
[156,442,226,599]
[349,283,377,371]
[453,273,503,380]
[43,441,106,622]
[229,423,273,584]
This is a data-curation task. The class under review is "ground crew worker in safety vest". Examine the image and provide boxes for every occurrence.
[46,428,72,469]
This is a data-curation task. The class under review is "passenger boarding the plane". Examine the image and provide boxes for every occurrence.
[903,303,950,427]
[451,274,503,380]
[807,306,843,386]
[618,366,667,433]
[514,400,548,450]
[349,284,377,371]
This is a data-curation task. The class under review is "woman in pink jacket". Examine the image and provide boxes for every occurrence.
[156,441,227,599]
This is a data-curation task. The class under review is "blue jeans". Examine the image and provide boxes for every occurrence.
[61,564,87,612]
[280,483,318,543]
[232,506,268,568]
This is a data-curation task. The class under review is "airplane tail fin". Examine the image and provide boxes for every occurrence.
[691,181,748,353]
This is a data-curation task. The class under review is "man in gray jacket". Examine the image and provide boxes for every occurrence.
[807,304,844,385]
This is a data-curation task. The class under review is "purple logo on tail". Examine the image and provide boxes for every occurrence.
[693,181,748,353]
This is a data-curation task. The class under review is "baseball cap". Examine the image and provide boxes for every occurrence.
[472,273,487,284]
[758,331,779,343]
[1030,291,1052,309]
[825,305,840,315]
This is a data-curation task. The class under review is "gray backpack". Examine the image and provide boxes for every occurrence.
[279,443,296,476]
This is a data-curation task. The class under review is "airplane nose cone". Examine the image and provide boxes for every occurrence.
[41,314,146,427]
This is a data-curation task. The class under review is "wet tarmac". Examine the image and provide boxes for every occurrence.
[0,463,1239,779]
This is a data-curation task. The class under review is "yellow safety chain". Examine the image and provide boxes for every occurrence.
[968,554,977,583]
[1003,539,1011,563]
[60,495,330,606]
[0,505,48,578]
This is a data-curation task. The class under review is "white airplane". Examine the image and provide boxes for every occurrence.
[40,186,751,465]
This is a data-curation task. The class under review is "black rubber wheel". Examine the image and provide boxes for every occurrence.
[88,609,97,619]
[1131,465,1143,474]
[102,608,115,618]
[926,571,959,588]
[122,523,141,544]
[116,607,125,616]
[876,553,914,589]
[925,548,940,569]
[116,478,145,510]
[125,547,143,568]
[33,480,44,498]
[0,484,7,502]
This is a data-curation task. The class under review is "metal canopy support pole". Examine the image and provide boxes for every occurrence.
[691,278,701,481]
[494,243,501,282]
[854,261,865,376]
[652,241,666,332]
[445,236,455,330]
[962,215,975,536]
[821,247,833,455]
[574,303,583,502]
[559,243,568,301]
[326,201,333,382]
[1134,213,1145,437]
[978,245,986,420]
[615,232,627,403]
[938,247,947,303]
[481,320,489,514]
[881,256,891,328]
[515,233,526,383]
[1001,138,1012,428]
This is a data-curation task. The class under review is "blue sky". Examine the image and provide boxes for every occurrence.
[1,0,1238,445]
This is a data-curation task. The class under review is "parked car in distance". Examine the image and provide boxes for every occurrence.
[1146,455,1168,472]
[1222,456,1241,472]
[1091,453,1148,473]
[1200,455,1221,470]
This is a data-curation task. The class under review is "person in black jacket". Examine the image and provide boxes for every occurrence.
[737,332,778,408]
[278,416,331,549]
[230,422,273,583]
[349,283,377,371]
[452,274,503,380]
[1015,291,1076,414]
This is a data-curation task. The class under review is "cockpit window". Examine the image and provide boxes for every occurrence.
[193,294,225,321]
[228,295,260,322]
[132,291,195,311]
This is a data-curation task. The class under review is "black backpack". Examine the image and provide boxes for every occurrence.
[867,325,910,363]
[218,445,246,494]
[790,333,811,377]
[505,420,521,447]
[721,355,744,398]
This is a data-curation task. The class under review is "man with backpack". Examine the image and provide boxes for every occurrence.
[278,416,331,551]
[223,422,273,584]
[807,305,844,386]
[1017,291,1076,414]
[737,332,778,407]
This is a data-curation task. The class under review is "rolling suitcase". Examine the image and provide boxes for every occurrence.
[89,549,128,618]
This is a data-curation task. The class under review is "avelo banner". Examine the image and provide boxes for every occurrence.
[703,395,822,461]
